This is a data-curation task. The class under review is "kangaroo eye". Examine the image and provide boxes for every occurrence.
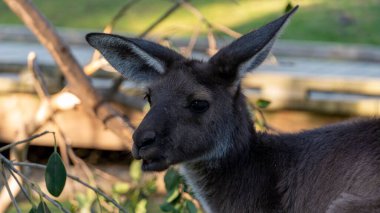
[189,100,209,113]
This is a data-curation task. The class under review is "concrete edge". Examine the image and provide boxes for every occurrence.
[1,25,380,62]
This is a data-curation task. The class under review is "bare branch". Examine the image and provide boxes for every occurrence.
[0,163,21,213]
[83,58,110,76]
[212,22,241,38]
[4,0,134,149]
[139,0,182,38]
[180,1,241,39]
[7,167,34,205]
[88,0,195,100]
[92,166,122,183]
[90,0,140,65]
[0,131,51,153]
[207,30,218,56]
[28,52,50,100]
[180,1,212,28]
[103,0,140,34]
[182,27,200,57]
[67,146,96,184]
[86,0,181,76]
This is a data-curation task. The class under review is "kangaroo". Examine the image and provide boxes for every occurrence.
[86,6,380,213]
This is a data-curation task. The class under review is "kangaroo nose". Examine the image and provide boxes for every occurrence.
[136,131,156,149]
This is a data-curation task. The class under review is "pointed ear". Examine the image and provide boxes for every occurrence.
[86,33,184,82]
[209,6,298,84]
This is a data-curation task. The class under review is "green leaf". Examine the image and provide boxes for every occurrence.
[164,168,181,191]
[75,193,87,207]
[135,199,147,213]
[130,160,142,181]
[160,202,174,212]
[142,178,157,195]
[284,1,294,13]
[166,188,180,203]
[256,99,271,109]
[113,182,130,194]
[36,201,51,213]
[45,152,67,197]
[29,206,37,213]
[173,202,183,213]
[185,200,197,213]
[53,200,66,211]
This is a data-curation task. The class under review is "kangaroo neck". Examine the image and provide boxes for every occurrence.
[180,138,284,213]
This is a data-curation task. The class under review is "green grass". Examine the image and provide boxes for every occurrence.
[1,0,380,45]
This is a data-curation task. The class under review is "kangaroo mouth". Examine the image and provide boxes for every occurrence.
[142,158,169,171]
[132,143,170,171]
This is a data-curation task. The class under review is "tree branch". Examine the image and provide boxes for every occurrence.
[0,131,51,153]
[180,1,241,38]
[103,0,183,99]
[11,161,126,212]
[139,0,182,38]
[4,0,134,149]
[0,155,71,213]
[7,166,34,205]
[0,163,21,213]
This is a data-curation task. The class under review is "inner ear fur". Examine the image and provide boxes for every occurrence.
[86,33,184,83]
[209,6,298,84]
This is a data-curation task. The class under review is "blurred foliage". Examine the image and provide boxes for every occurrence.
[256,99,271,109]
[32,201,50,213]
[284,1,295,13]
[70,161,201,212]
[1,0,380,44]
[160,168,199,213]
[115,160,157,213]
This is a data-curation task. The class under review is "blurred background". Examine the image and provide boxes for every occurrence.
[0,0,380,212]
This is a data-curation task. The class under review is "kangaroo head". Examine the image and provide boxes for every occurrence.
[86,7,297,171]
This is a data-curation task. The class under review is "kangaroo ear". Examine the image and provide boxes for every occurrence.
[209,6,298,84]
[86,33,184,82]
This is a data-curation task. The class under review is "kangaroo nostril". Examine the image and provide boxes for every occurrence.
[140,131,156,148]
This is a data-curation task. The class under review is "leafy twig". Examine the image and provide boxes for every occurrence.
[0,155,71,213]
[29,52,112,206]
[11,161,127,212]
[251,105,282,133]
